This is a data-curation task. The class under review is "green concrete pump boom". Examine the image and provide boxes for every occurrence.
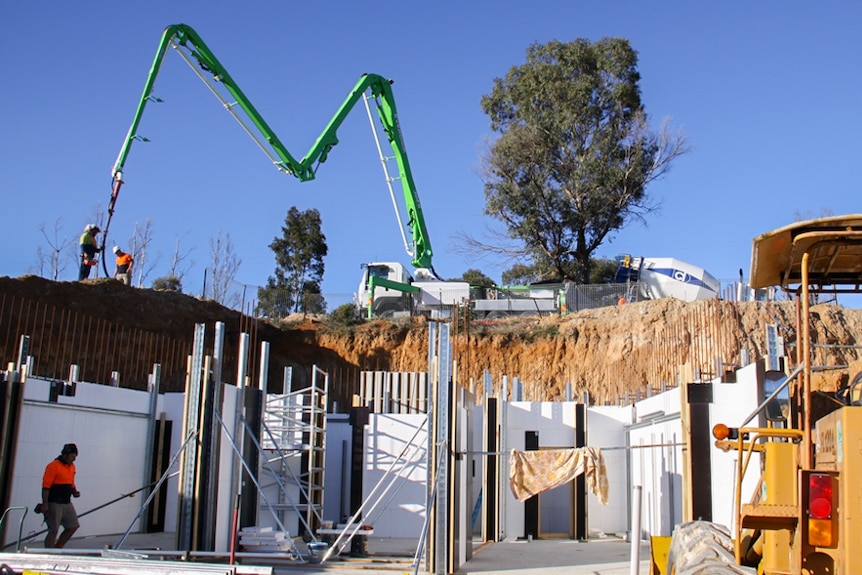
[106,23,434,276]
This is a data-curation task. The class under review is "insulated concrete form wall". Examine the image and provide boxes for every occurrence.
[707,362,762,531]
[362,414,427,538]
[469,405,484,538]
[323,415,352,524]
[5,378,158,547]
[624,363,761,538]
[586,406,633,536]
[625,392,683,539]
[159,392,185,535]
[4,363,766,551]
[503,401,583,540]
[211,385,239,551]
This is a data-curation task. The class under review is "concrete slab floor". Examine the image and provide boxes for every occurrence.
[16,533,655,575]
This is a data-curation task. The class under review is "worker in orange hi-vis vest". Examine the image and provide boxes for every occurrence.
[37,443,81,548]
[112,246,134,286]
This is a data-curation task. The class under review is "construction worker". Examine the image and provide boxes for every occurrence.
[78,224,101,280]
[37,443,81,548]
[112,246,134,286]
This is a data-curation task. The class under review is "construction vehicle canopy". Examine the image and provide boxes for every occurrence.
[749,214,862,290]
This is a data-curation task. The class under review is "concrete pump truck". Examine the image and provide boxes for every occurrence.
[664,214,862,575]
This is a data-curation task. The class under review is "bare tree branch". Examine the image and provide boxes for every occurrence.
[127,219,158,287]
[34,218,74,280]
[168,233,194,282]
[208,228,241,306]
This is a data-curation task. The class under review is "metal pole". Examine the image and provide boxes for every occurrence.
[141,363,161,533]
[213,322,225,385]
[629,485,642,575]
[739,363,803,427]
[229,332,249,541]
[177,324,205,550]
[258,342,269,391]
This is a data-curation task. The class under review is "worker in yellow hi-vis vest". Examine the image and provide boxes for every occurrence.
[78,224,101,281]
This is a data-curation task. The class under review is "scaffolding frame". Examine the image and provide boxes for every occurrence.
[260,366,328,537]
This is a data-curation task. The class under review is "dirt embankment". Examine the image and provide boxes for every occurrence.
[3,276,862,404]
[314,299,862,403]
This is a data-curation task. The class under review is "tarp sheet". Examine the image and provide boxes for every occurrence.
[509,446,608,505]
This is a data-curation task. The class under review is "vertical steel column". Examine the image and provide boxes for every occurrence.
[177,323,205,550]
[425,321,436,573]
[249,341,270,531]
[240,374,262,530]
[234,333,260,528]
[499,388,508,541]
[196,356,217,550]
[142,363,161,533]
[16,335,30,369]
[574,403,587,540]
[213,322,225,385]
[227,332,249,533]
[482,396,498,542]
[435,322,451,575]
[524,431,539,539]
[0,361,25,538]
[258,342,269,391]
[208,322,226,550]
[283,366,293,393]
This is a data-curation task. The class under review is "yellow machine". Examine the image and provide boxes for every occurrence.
[665,215,862,575]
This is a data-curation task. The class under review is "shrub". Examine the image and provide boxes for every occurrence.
[329,303,362,327]
[152,276,183,292]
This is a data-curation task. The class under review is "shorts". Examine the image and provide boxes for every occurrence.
[45,502,79,532]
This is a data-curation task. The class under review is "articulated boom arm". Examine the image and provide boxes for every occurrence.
[108,23,434,271]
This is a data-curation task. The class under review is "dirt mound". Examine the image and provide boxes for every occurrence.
[3,275,862,404]
[0,275,344,393]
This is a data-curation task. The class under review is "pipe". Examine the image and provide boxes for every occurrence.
[802,251,812,468]
[739,362,804,428]
[228,493,240,564]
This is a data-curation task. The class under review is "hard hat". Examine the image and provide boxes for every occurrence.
[84,224,95,232]
[112,246,120,254]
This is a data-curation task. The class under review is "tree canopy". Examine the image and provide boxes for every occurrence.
[258,207,327,317]
[480,38,688,283]
[451,268,497,287]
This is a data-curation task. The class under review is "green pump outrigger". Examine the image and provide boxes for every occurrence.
[106,23,436,284]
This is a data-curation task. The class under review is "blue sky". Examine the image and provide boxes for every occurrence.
[2,2,860,308]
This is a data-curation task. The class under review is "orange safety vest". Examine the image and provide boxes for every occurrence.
[115,253,133,273]
[42,458,77,503]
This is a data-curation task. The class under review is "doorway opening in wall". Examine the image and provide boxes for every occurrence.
[539,481,572,539]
